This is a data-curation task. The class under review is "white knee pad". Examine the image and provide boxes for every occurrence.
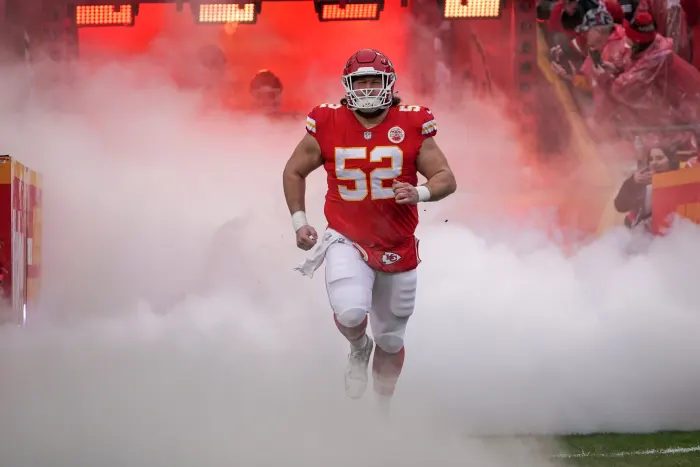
[335,307,368,328]
[328,275,371,327]
[325,242,374,328]
[375,334,405,354]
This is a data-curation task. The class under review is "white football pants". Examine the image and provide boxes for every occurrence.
[324,240,418,354]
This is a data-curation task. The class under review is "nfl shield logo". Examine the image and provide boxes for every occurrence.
[363,131,372,140]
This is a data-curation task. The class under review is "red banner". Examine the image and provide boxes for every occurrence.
[0,156,42,325]
[651,166,700,234]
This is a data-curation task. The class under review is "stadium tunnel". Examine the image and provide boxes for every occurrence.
[0,0,640,241]
[0,0,546,113]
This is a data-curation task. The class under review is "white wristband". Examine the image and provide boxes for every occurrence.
[291,211,308,232]
[416,185,431,202]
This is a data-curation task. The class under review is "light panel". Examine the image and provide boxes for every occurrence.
[75,4,135,27]
[442,0,501,19]
[197,3,257,24]
[320,3,380,21]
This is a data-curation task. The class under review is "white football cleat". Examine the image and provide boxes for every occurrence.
[344,335,374,399]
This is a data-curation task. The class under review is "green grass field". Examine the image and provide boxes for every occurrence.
[555,432,700,467]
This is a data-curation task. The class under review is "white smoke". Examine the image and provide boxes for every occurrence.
[0,20,699,467]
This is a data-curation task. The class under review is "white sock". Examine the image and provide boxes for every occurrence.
[350,334,368,349]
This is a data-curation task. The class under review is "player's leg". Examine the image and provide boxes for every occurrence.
[369,269,418,404]
[324,241,376,399]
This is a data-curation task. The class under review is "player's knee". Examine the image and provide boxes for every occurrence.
[375,334,405,354]
[326,267,372,328]
[334,307,368,328]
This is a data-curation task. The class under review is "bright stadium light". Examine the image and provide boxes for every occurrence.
[73,4,138,27]
[439,0,502,19]
[192,1,260,24]
[314,0,384,21]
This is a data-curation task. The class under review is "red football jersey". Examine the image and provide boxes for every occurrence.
[305,103,437,272]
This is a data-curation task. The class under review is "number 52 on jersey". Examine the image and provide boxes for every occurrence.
[335,146,403,202]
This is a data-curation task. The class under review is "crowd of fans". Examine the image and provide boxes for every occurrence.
[538,0,700,231]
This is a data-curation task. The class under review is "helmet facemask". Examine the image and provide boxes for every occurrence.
[342,69,395,112]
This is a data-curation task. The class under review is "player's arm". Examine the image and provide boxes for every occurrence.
[282,132,323,222]
[415,137,457,202]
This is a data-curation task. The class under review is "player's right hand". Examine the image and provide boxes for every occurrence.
[296,225,318,251]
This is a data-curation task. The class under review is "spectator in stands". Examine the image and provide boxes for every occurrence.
[614,146,680,228]
[548,0,601,34]
[538,0,558,22]
[540,0,627,27]
[646,0,693,62]
[595,10,700,147]
[549,0,627,80]
[546,0,599,73]
[573,6,630,135]
[551,5,624,86]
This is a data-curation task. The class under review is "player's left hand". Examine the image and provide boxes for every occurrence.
[393,180,419,204]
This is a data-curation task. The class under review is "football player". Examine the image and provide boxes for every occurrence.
[282,49,456,411]
[250,69,283,115]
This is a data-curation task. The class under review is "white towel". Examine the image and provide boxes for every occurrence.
[294,228,344,278]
